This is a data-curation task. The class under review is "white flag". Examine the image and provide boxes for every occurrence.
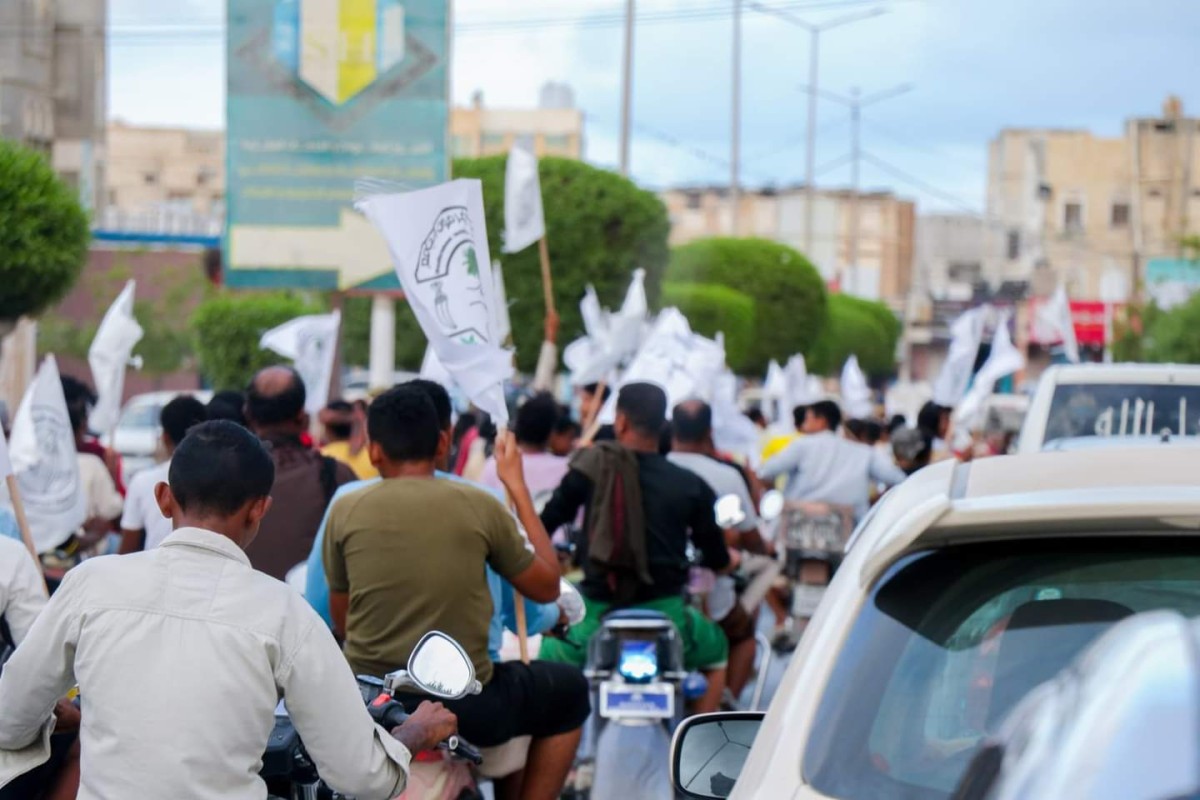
[566,270,648,387]
[420,344,455,388]
[933,306,987,407]
[1038,285,1080,364]
[357,179,513,425]
[5,356,86,553]
[784,354,816,411]
[712,370,761,461]
[491,260,512,346]
[260,311,341,415]
[87,280,144,435]
[841,355,875,420]
[502,142,545,254]
[954,312,1025,430]
[580,285,606,341]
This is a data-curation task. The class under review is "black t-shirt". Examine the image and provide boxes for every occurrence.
[541,452,730,603]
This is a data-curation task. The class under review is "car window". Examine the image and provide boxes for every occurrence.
[1043,383,1200,445]
[118,404,161,429]
[803,538,1200,800]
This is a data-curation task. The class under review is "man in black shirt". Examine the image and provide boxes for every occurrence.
[539,383,732,713]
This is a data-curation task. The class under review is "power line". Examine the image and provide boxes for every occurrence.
[859,151,982,212]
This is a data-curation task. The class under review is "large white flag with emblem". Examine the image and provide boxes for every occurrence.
[503,142,546,255]
[87,280,144,435]
[260,311,341,415]
[3,356,86,553]
[357,179,513,425]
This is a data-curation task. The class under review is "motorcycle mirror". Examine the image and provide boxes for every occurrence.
[558,578,586,625]
[714,494,746,529]
[407,632,478,700]
[759,490,785,523]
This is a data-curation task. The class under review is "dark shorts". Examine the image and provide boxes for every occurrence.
[0,731,77,800]
[399,660,590,748]
[719,603,756,646]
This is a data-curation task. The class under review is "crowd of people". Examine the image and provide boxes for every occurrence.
[0,359,976,799]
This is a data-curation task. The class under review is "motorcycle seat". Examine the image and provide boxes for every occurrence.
[602,609,674,631]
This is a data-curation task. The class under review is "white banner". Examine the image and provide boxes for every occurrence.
[954,312,1025,430]
[933,306,988,407]
[1037,285,1080,363]
[88,280,144,435]
[260,311,341,415]
[357,179,513,425]
[566,269,648,387]
[5,356,86,553]
[502,141,546,255]
[841,355,875,420]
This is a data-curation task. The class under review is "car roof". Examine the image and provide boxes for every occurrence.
[1042,434,1200,451]
[1041,363,1200,386]
[854,447,1200,580]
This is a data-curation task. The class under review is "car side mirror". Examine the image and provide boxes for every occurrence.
[714,494,747,528]
[670,712,764,799]
[390,632,481,699]
[759,490,785,523]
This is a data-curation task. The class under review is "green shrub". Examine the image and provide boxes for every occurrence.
[190,292,323,389]
[659,282,756,371]
[667,238,826,372]
[808,293,900,377]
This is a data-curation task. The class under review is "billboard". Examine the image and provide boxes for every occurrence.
[225,0,448,290]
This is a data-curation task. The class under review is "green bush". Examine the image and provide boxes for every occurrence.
[659,282,756,371]
[808,293,900,377]
[0,142,90,323]
[667,238,826,372]
[190,292,323,390]
[1141,294,1200,364]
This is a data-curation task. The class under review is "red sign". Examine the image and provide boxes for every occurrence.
[1028,299,1119,347]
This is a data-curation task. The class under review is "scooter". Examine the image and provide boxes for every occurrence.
[261,631,483,800]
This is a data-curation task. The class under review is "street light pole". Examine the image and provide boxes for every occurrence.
[731,0,742,235]
[619,0,635,176]
[848,86,861,293]
[804,28,819,253]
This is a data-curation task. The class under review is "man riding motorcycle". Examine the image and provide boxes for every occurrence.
[538,383,733,714]
[0,420,455,800]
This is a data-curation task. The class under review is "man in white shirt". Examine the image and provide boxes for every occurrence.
[0,536,46,652]
[759,400,907,520]
[0,420,457,800]
[119,394,207,554]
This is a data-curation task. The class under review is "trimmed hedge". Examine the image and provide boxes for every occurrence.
[191,292,324,390]
[808,293,900,377]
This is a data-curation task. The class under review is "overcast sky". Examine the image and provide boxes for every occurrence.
[109,0,1200,213]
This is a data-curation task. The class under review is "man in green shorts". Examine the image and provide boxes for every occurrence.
[539,383,732,712]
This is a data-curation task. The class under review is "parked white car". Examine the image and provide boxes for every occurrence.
[104,390,212,479]
[669,446,1200,800]
[1016,363,1200,453]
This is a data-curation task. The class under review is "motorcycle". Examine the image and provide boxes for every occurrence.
[261,631,483,800]
[761,490,854,651]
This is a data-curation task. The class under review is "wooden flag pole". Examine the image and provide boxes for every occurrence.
[579,378,608,446]
[538,237,556,316]
[6,475,43,576]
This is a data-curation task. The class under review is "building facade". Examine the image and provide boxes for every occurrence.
[103,122,225,235]
[659,185,917,308]
[0,0,107,212]
[987,97,1200,303]
[450,86,585,160]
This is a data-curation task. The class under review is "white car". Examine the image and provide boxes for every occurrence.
[1016,363,1200,453]
[669,446,1200,800]
[104,390,212,479]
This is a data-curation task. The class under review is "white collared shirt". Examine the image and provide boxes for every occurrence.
[0,536,46,646]
[0,527,411,800]
[119,460,173,550]
[759,430,908,518]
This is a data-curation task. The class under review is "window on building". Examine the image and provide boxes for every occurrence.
[144,172,158,185]
[948,261,982,284]
[1006,229,1021,260]
[543,134,572,154]
[1110,202,1130,228]
[1063,202,1083,233]
[685,192,703,210]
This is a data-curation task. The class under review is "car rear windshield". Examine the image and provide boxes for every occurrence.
[1044,383,1200,445]
[803,538,1200,800]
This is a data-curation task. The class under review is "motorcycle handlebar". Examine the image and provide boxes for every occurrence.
[370,697,482,766]
[445,735,484,766]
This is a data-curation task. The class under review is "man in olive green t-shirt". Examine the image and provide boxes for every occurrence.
[324,385,589,800]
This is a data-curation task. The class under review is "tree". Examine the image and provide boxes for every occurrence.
[666,238,827,373]
[343,156,672,372]
[0,141,90,328]
[190,292,323,390]
[808,293,901,377]
[1138,295,1200,364]
[659,282,756,371]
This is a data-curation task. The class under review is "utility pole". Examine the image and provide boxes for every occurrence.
[619,0,635,176]
[731,0,742,234]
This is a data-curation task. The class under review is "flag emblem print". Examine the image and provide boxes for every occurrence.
[415,206,490,345]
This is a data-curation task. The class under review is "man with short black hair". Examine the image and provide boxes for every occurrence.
[325,384,586,800]
[0,420,457,799]
[759,398,906,519]
[244,366,354,580]
[320,399,376,479]
[206,390,247,427]
[540,383,733,713]
[119,394,207,554]
[548,415,581,457]
[480,392,568,503]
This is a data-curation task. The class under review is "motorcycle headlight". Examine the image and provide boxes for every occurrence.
[617,640,658,683]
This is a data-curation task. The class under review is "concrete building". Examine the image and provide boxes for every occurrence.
[914,213,1002,301]
[659,185,917,308]
[451,85,585,160]
[987,96,1200,303]
[103,122,225,235]
[0,0,107,212]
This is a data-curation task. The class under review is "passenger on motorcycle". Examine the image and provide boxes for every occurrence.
[324,385,589,800]
[0,421,456,800]
[539,383,734,714]
[479,392,570,506]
